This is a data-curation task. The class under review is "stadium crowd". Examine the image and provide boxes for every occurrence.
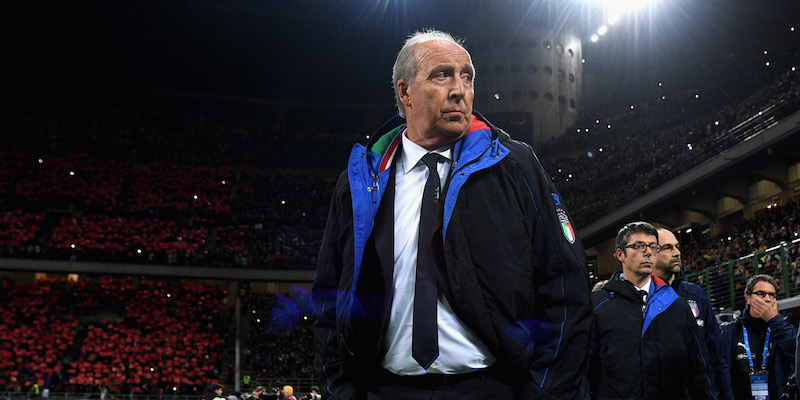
[0,151,334,270]
[541,67,800,228]
[0,276,227,396]
[245,290,315,382]
[0,9,799,399]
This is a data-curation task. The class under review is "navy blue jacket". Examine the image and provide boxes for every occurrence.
[671,277,730,399]
[590,273,717,399]
[718,309,796,400]
[313,113,591,399]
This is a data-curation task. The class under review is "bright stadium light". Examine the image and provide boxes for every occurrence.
[590,0,659,15]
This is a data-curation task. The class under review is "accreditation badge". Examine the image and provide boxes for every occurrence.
[750,372,769,400]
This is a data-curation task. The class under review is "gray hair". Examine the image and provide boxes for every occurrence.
[392,29,471,118]
[615,221,658,251]
[745,274,777,297]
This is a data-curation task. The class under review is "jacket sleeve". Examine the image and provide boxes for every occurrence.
[683,302,718,400]
[796,325,800,388]
[768,314,798,360]
[698,288,732,399]
[716,321,738,400]
[312,173,363,400]
[587,294,603,398]
[767,314,797,398]
[518,143,592,399]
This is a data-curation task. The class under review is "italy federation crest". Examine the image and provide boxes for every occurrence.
[551,193,576,244]
[688,300,700,318]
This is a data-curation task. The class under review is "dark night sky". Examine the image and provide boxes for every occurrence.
[7,0,799,112]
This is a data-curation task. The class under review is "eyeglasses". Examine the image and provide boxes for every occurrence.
[751,290,777,299]
[623,242,661,253]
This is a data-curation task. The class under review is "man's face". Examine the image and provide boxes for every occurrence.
[655,230,681,278]
[616,232,658,281]
[398,40,474,150]
[747,280,777,315]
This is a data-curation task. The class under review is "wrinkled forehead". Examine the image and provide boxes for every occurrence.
[414,40,473,70]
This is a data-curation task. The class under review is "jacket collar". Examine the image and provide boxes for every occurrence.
[367,112,501,170]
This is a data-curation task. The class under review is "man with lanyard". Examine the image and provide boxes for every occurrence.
[589,221,717,399]
[719,274,797,400]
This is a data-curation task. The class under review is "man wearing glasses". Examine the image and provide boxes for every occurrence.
[718,274,797,400]
[589,221,717,399]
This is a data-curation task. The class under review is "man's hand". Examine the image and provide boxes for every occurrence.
[750,295,779,322]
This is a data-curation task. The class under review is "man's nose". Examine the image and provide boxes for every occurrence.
[450,77,466,99]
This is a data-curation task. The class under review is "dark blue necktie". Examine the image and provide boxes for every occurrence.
[412,153,443,369]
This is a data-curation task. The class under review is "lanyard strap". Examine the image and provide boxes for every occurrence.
[743,326,771,373]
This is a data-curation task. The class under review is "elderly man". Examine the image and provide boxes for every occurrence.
[589,221,717,399]
[313,29,590,399]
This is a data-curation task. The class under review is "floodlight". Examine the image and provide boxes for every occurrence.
[588,0,658,15]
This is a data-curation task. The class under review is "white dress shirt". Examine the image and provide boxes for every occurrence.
[381,132,496,375]
[636,276,653,302]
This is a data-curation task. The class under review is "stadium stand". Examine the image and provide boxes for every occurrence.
[0,276,227,396]
[0,9,798,399]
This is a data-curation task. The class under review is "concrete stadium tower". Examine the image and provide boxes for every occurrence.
[466,15,583,147]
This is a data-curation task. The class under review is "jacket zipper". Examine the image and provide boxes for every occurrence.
[369,172,379,203]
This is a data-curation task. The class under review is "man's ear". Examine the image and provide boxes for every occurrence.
[397,80,411,107]
[614,248,625,263]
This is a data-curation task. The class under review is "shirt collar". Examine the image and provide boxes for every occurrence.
[635,276,653,294]
[400,130,452,174]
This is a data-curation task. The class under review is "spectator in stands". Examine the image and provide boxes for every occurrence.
[211,383,225,400]
[718,274,797,400]
[589,221,716,399]
[305,386,320,400]
[654,228,729,398]
[279,386,296,400]
[249,386,265,400]
[313,29,590,400]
